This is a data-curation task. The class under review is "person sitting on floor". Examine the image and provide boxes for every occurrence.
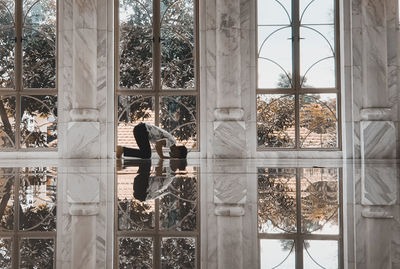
[116,122,187,159]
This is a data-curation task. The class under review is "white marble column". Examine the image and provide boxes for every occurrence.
[358,0,397,159]
[66,0,100,158]
[213,0,246,158]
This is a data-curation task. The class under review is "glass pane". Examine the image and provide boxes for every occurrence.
[257,94,295,148]
[160,171,197,231]
[161,0,195,89]
[258,0,292,25]
[260,239,295,269]
[301,168,339,234]
[0,1,15,89]
[161,237,196,269]
[160,96,197,149]
[19,167,57,231]
[300,0,335,24]
[0,169,15,230]
[20,95,57,148]
[117,164,155,231]
[304,240,339,268]
[117,95,154,148]
[258,26,292,88]
[119,0,153,89]
[22,0,56,88]
[0,238,12,268]
[119,237,153,269]
[0,96,16,148]
[20,238,55,269]
[300,25,335,88]
[300,94,337,148]
[258,168,297,233]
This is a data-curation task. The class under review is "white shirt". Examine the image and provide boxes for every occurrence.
[144,123,176,148]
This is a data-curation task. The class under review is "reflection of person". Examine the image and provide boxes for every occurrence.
[132,159,187,202]
[116,122,187,159]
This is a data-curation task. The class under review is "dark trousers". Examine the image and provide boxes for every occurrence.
[123,123,152,159]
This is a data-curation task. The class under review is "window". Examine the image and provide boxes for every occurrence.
[116,162,200,268]
[258,167,343,268]
[0,0,57,151]
[116,0,199,151]
[0,167,57,268]
[257,0,340,150]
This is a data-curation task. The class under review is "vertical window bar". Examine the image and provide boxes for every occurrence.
[292,0,300,150]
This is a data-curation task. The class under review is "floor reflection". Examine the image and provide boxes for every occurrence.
[258,167,342,268]
[0,167,57,269]
[116,159,199,268]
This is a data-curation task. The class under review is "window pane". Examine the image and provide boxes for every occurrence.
[117,165,155,231]
[300,0,334,25]
[0,96,16,148]
[299,94,337,148]
[117,95,154,148]
[258,0,291,25]
[22,0,56,89]
[119,237,153,269]
[19,167,57,231]
[161,237,196,269]
[119,0,153,89]
[260,239,295,269]
[160,96,197,149]
[303,240,338,268]
[20,238,55,269]
[301,168,339,234]
[0,1,15,89]
[0,238,12,268]
[0,169,15,230]
[258,168,297,233]
[160,172,197,231]
[20,95,57,148]
[258,26,292,88]
[161,0,195,90]
[300,25,335,88]
[257,94,295,148]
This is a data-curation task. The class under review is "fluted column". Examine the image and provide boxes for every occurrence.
[66,0,100,158]
[359,0,396,159]
[213,0,246,158]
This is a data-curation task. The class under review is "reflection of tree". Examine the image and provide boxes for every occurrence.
[20,239,54,269]
[162,238,195,268]
[160,176,197,231]
[0,239,11,268]
[119,237,153,269]
[118,199,154,231]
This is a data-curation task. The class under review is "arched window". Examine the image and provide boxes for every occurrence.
[0,0,57,151]
[257,0,340,150]
[116,0,199,151]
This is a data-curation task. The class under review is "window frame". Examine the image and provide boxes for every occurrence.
[256,0,341,151]
[0,0,58,152]
[114,0,200,152]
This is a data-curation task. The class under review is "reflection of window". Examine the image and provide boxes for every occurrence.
[115,164,200,268]
[257,0,340,149]
[116,0,199,150]
[0,167,57,268]
[0,1,57,150]
[258,167,343,268]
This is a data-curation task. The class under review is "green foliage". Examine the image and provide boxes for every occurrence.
[119,237,153,269]
[161,238,196,268]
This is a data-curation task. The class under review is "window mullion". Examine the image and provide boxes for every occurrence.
[292,0,300,150]
[14,0,23,150]
[153,0,161,126]
[295,168,303,269]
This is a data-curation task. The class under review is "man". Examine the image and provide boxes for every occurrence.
[116,122,188,159]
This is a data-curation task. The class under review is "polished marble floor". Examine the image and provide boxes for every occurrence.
[0,159,398,268]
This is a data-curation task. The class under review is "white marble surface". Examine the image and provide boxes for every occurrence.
[360,121,396,159]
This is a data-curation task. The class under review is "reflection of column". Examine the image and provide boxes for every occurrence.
[67,173,99,269]
[359,162,398,268]
[213,0,246,158]
[359,0,396,159]
[213,161,247,268]
[66,0,100,158]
